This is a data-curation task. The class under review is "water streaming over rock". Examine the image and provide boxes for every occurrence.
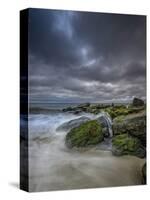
[27,111,144,192]
[96,112,113,137]
[102,112,113,137]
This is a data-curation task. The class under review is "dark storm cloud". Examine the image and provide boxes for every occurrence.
[29,9,81,67]
[28,8,146,103]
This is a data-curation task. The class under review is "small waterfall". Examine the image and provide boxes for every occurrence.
[102,112,113,137]
[95,112,113,138]
[94,112,113,151]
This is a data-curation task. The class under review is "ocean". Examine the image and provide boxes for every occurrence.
[21,102,145,191]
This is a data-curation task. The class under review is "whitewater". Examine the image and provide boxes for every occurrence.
[28,112,145,192]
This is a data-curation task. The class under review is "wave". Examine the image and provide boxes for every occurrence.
[26,111,145,191]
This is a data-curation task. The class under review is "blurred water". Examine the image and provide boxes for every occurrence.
[28,112,145,192]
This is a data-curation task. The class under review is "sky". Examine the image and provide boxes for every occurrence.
[28,8,146,103]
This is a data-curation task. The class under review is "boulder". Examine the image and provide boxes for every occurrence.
[56,116,90,132]
[113,112,146,146]
[112,134,145,158]
[77,103,90,108]
[96,116,108,127]
[62,107,73,112]
[74,103,91,112]
[132,97,144,107]
[73,109,82,114]
[86,106,99,114]
[96,115,111,137]
[65,120,104,148]
[62,103,90,113]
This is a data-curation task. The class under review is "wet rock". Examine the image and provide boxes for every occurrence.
[113,112,146,146]
[77,103,90,108]
[96,115,111,137]
[65,120,104,148]
[86,106,99,114]
[62,107,74,112]
[112,134,145,158]
[96,116,108,127]
[75,103,91,112]
[73,109,82,114]
[132,97,144,107]
[62,103,90,113]
[56,116,90,132]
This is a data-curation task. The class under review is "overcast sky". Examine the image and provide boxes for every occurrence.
[28,8,146,103]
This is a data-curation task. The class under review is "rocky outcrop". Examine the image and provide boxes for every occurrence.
[132,97,144,107]
[77,103,90,108]
[62,98,145,116]
[112,134,145,158]
[62,107,75,112]
[112,111,146,158]
[56,116,90,132]
[62,100,146,158]
[113,112,146,146]
[65,120,104,148]
[62,103,90,114]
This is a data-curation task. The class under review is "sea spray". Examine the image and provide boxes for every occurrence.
[28,111,144,192]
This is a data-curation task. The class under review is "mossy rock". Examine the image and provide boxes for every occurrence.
[103,104,145,120]
[113,112,146,147]
[56,116,90,132]
[112,134,145,158]
[114,115,126,123]
[65,120,104,148]
[103,106,128,119]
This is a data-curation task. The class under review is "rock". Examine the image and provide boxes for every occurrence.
[75,103,91,112]
[113,112,146,146]
[77,103,90,108]
[86,106,99,114]
[97,116,108,127]
[56,116,90,132]
[112,134,145,158]
[142,162,146,184]
[96,115,111,137]
[65,120,104,148]
[62,107,73,112]
[85,104,112,114]
[132,97,144,107]
[73,109,82,114]
[62,103,90,113]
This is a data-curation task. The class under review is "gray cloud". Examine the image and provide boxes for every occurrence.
[28,8,146,103]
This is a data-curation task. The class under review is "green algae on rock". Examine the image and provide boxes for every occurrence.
[56,116,90,132]
[102,105,145,119]
[112,134,145,158]
[113,112,146,146]
[65,120,104,148]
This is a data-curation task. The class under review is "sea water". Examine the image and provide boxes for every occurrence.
[26,103,145,192]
